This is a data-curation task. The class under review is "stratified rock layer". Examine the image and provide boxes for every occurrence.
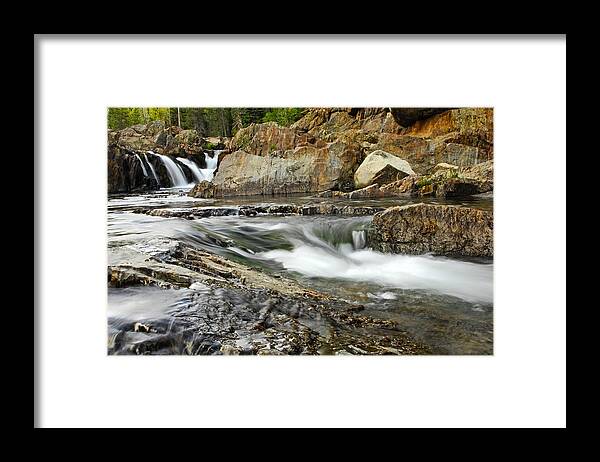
[370,203,493,257]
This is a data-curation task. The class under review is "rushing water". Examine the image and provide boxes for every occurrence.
[151,151,189,187]
[135,154,148,177]
[144,153,160,186]
[176,157,205,182]
[108,191,493,354]
[199,150,220,181]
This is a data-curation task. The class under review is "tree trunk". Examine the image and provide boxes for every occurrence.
[177,107,181,128]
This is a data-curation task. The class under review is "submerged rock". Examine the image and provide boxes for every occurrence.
[132,203,385,219]
[189,180,216,198]
[370,203,493,257]
[354,150,415,188]
[108,239,432,355]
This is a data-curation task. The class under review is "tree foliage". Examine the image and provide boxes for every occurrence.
[262,108,305,127]
[108,107,305,135]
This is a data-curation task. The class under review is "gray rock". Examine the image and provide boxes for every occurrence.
[354,150,415,188]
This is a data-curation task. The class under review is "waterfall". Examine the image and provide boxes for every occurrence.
[153,152,189,187]
[176,157,205,182]
[144,153,160,186]
[199,150,221,182]
[135,154,148,177]
[352,230,366,250]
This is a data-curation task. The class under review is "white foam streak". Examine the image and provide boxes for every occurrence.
[176,157,205,182]
[261,244,493,303]
[153,152,188,187]
[135,154,148,177]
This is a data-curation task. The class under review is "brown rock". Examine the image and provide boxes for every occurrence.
[189,181,216,198]
[230,122,304,155]
[348,184,383,199]
[208,141,361,196]
[370,203,493,257]
[405,108,493,160]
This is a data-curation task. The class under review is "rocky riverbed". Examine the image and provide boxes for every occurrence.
[108,191,493,355]
[107,107,494,355]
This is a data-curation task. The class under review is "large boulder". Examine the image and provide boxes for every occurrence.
[354,150,415,188]
[370,203,493,257]
[201,145,361,197]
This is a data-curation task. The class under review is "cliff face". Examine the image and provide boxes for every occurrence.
[201,107,493,197]
[108,108,494,197]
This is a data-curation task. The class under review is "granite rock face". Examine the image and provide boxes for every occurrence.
[374,108,493,173]
[370,203,493,257]
[109,108,494,197]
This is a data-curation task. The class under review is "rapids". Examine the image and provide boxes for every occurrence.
[108,191,494,354]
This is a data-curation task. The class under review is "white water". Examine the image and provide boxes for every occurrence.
[352,230,366,250]
[261,241,493,304]
[153,152,189,187]
[144,153,160,185]
[199,150,221,182]
[135,154,148,177]
[176,157,206,182]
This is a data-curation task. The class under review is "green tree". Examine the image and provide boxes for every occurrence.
[262,108,305,126]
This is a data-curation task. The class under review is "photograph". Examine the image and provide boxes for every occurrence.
[107,107,494,355]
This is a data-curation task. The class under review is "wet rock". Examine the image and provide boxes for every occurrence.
[339,205,385,216]
[107,144,157,194]
[134,322,156,333]
[267,204,300,215]
[347,184,384,199]
[354,150,415,188]
[313,190,348,199]
[219,344,241,355]
[108,239,432,355]
[370,203,493,257]
[189,181,216,198]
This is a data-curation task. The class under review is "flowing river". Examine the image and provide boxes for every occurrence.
[108,190,493,355]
